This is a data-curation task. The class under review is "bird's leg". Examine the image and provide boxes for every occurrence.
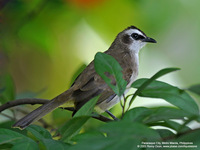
[105,110,119,121]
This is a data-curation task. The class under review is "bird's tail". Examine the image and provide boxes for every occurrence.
[13,89,73,129]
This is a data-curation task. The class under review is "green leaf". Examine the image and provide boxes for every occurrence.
[71,130,105,142]
[100,121,160,140]
[123,106,191,124]
[173,129,200,148]
[148,120,191,133]
[94,52,127,96]
[26,125,70,150]
[60,96,99,142]
[42,139,70,150]
[188,84,200,96]
[60,116,90,142]
[74,96,99,117]
[0,143,12,149]
[123,107,195,134]
[52,108,72,126]
[26,125,52,140]
[129,67,180,107]
[0,121,27,136]
[144,107,192,124]
[12,142,38,150]
[0,128,38,150]
[123,107,153,122]
[0,121,15,129]
[70,121,160,150]
[132,79,199,115]
[156,129,175,139]
[69,136,141,150]
[0,74,15,104]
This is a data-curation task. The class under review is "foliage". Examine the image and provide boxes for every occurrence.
[94,52,127,96]
[0,53,200,150]
[0,74,15,104]
[128,67,180,108]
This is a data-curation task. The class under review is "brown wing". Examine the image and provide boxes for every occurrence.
[71,60,114,110]
[71,50,135,111]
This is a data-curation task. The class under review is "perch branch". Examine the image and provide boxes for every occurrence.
[0,98,49,112]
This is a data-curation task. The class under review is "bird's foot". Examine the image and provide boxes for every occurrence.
[105,110,119,121]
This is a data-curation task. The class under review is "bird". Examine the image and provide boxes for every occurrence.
[13,25,157,129]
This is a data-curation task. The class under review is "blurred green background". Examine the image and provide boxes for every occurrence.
[0,0,200,127]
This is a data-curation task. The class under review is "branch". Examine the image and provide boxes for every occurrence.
[0,98,113,123]
[0,98,49,112]
[163,128,200,141]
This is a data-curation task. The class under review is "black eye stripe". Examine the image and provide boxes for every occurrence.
[131,33,145,40]
[139,35,145,39]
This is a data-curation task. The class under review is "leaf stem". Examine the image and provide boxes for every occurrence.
[121,94,127,118]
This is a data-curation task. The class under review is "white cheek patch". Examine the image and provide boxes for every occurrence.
[125,29,146,53]
[129,41,146,53]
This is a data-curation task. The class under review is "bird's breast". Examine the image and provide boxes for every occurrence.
[129,54,139,87]
[121,52,139,88]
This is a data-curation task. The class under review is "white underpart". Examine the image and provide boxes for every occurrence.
[96,95,120,113]
[127,53,139,87]
[97,29,147,112]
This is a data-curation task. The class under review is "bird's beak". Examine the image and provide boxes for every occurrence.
[142,37,157,43]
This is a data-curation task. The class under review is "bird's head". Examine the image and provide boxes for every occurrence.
[111,26,157,54]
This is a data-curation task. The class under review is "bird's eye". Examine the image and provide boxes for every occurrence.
[131,33,139,40]
[131,33,145,40]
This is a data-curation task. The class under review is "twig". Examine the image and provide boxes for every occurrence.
[0,98,49,112]
[125,94,133,112]
[162,128,200,141]
[105,110,118,121]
